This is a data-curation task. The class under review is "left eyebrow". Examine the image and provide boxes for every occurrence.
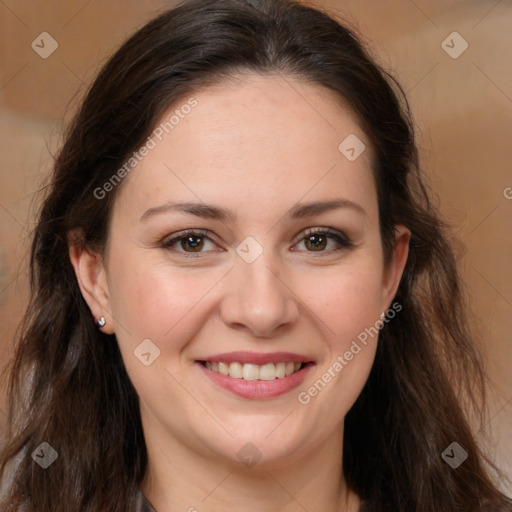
[139,198,366,223]
[288,198,367,219]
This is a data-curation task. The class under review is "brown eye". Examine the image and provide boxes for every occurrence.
[180,235,204,252]
[294,227,354,254]
[304,233,327,251]
[160,229,217,257]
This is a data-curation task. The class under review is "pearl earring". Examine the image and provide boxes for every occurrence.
[95,316,106,328]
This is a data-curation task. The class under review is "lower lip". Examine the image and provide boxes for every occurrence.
[196,362,314,400]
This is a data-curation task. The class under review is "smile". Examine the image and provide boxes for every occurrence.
[202,361,303,380]
[196,352,315,399]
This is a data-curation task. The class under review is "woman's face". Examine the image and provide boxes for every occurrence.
[74,73,409,468]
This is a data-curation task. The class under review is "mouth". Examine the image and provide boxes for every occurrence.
[196,352,315,399]
[199,360,311,380]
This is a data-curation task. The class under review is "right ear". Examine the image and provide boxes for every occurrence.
[67,231,115,334]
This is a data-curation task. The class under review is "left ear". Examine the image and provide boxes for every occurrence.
[380,224,411,312]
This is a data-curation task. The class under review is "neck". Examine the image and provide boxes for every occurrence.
[140,415,361,512]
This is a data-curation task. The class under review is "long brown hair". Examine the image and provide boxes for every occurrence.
[1,0,511,510]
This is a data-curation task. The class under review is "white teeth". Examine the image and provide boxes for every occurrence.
[204,360,304,380]
[242,363,260,380]
[275,362,286,378]
[229,362,243,379]
[259,363,276,381]
[218,362,230,375]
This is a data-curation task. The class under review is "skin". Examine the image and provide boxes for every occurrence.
[69,72,410,512]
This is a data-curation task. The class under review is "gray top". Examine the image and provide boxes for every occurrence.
[135,489,373,512]
[136,490,157,512]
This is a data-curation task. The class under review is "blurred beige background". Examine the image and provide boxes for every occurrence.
[1,0,511,494]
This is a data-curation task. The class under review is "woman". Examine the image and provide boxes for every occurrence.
[0,0,511,510]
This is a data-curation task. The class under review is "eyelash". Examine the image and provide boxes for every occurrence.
[159,227,354,258]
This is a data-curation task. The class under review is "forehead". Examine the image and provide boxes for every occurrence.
[167,72,369,162]
[113,72,377,224]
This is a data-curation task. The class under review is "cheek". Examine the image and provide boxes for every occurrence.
[295,259,384,345]
[292,258,383,407]
[106,253,212,403]
[107,248,223,340]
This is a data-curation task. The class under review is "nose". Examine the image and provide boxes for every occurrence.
[219,247,300,338]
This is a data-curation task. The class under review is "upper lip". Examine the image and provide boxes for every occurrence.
[198,351,314,365]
